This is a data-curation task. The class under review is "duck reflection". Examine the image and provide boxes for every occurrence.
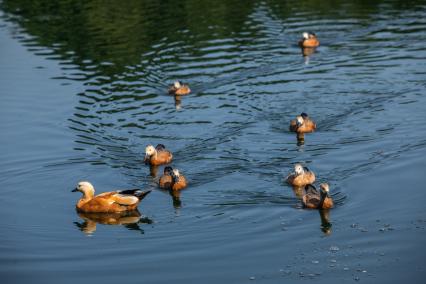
[170,189,182,209]
[302,47,317,65]
[291,186,304,199]
[301,47,316,57]
[74,210,153,235]
[149,165,159,177]
[319,209,332,235]
[174,95,183,110]
[296,133,305,146]
[157,188,182,209]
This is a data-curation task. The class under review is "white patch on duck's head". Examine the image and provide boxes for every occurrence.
[303,32,309,39]
[294,164,305,175]
[145,145,156,156]
[173,169,180,177]
[296,115,304,126]
[77,181,95,195]
[320,183,330,193]
[174,81,182,88]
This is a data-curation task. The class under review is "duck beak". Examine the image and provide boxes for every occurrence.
[72,188,79,192]
[143,154,150,164]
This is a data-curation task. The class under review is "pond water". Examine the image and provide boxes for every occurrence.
[1,0,426,283]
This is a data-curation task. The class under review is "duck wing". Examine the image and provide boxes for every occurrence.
[155,144,166,151]
[111,194,139,206]
[304,184,319,196]
[303,184,322,208]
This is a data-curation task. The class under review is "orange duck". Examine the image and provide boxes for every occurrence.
[159,166,188,191]
[286,163,316,187]
[168,81,191,96]
[298,32,320,48]
[72,181,151,213]
[144,144,173,166]
[289,113,317,134]
[302,183,334,209]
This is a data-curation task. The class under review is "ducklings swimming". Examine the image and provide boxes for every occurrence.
[168,81,191,96]
[289,113,317,134]
[287,163,316,187]
[298,32,320,48]
[72,181,151,213]
[302,183,334,209]
[159,166,188,191]
[144,144,173,166]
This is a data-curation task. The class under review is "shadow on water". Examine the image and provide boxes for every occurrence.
[74,210,153,235]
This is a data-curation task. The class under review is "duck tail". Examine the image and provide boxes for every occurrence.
[119,189,152,200]
[136,190,151,200]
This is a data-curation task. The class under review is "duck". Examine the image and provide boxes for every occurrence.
[159,166,188,191]
[302,183,334,209]
[72,181,151,213]
[159,166,173,189]
[144,144,173,166]
[289,112,316,134]
[298,32,320,48]
[286,163,316,187]
[168,81,191,96]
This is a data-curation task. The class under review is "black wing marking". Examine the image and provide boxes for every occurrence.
[156,144,166,151]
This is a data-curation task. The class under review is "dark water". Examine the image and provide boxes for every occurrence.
[1,0,426,283]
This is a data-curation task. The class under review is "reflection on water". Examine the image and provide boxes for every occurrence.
[174,95,184,110]
[170,190,182,209]
[149,165,159,178]
[74,210,153,235]
[292,186,305,199]
[319,209,332,235]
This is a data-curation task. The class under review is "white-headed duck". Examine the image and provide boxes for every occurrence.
[298,32,320,48]
[72,181,151,213]
[168,81,191,96]
[287,163,316,187]
[159,166,188,191]
[302,183,334,209]
[144,144,173,166]
[289,112,316,134]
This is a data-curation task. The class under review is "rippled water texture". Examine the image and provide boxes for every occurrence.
[1,0,426,283]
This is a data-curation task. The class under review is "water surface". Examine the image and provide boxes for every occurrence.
[1,0,426,283]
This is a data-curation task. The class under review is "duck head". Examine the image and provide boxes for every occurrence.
[294,163,305,175]
[72,181,95,198]
[164,166,174,176]
[172,169,181,183]
[302,32,309,40]
[174,81,182,88]
[296,115,304,127]
[144,145,156,162]
[320,183,330,197]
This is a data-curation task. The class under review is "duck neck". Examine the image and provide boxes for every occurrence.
[81,190,94,201]
[172,175,179,185]
[318,191,327,209]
